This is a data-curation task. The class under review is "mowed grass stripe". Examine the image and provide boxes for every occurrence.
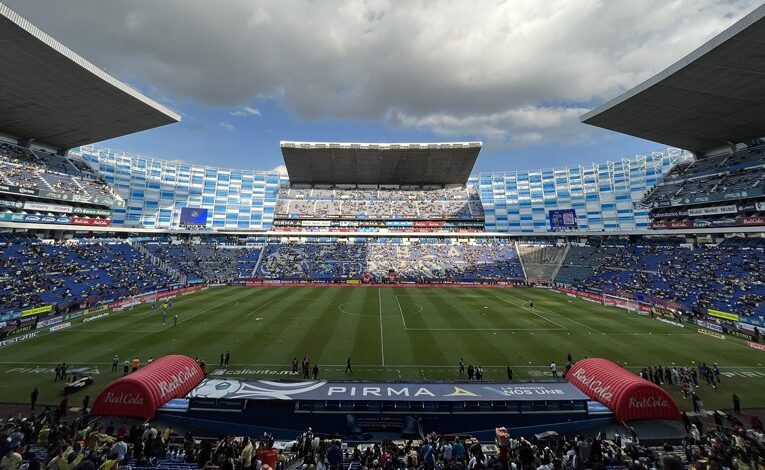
[388,289,451,368]
[287,287,364,367]
[2,286,765,411]
[242,287,338,363]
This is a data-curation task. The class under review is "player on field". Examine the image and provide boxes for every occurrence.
[345,357,353,374]
[459,358,465,377]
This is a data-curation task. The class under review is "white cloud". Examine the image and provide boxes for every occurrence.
[219,121,236,131]
[270,165,288,175]
[389,106,593,146]
[230,106,261,117]
[5,0,759,147]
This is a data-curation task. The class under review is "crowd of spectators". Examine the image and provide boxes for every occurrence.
[140,243,263,283]
[0,143,114,201]
[0,239,169,315]
[3,410,765,470]
[641,146,765,208]
[274,186,484,220]
[256,240,523,282]
[555,241,765,318]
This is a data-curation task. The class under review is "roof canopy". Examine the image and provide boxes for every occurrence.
[91,355,203,420]
[567,358,680,422]
[581,4,765,154]
[280,141,482,185]
[0,4,180,150]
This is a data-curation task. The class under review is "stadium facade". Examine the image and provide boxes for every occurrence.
[72,146,287,230]
[70,145,689,232]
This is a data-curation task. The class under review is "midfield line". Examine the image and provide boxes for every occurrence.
[378,288,385,366]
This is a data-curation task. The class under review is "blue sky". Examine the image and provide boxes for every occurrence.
[98,94,668,173]
[6,0,759,174]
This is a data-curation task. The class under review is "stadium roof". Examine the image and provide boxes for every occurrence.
[0,3,180,150]
[581,4,765,154]
[280,141,482,185]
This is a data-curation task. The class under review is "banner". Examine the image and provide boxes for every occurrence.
[651,209,688,219]
[23,201,73,213]
[82,312,109,323]
[71,206,112,217]
[49,322,72,332]
[21,305,52,317]
[708,309,739,321]
[747,341,765,352]
[0,183,38,197]
[0,213,71,225]
[555,287,604,303]
[189,379,588,402]
[108,285,206,310]
[65,311,84,320]
[650,220,692,229]
[651,187,765,208]
[657,318,684,328]
[739,215,765,226]
[0,199,23,209]
[82,305,109,316]
[698,328,726,340]
[696,320,723,333]
[687,205,737,217]
[693,218,739,228]
[38,189,114,207]
[37,316,64,328]
[723,326,754,341]
[71,216,111,226]
[0,331,38,348]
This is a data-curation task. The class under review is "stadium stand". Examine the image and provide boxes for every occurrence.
[3,404,764,470]
[555,240,765,318]
[256,239,524,282]
[0,238,169,315]
[0,142,115,201]
[515,243,566,283]
[640,145,765,229]
[139,242,263,284]
[275,186,484,222]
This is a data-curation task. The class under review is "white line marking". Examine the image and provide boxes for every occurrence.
[494,296,568,330]
[502,292,604,334]
[245,298,277,318]
[395,295,408,329]
[405,327,565,331]
[2,361,764,369]
[378,288,385,367]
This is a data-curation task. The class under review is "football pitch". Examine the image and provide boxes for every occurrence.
[2,286,764,412]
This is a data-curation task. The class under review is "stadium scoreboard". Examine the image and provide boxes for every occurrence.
[549,209,577,229]
[180,207,209,228]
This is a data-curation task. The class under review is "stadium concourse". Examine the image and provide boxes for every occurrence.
[2,2,765,470]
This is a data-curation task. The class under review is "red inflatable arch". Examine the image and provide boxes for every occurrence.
[91,355,203,420]
[567,358,681,422]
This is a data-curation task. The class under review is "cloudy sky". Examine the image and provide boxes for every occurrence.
[5,0,760,172]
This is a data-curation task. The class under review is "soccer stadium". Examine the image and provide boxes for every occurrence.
[1,1,765,470]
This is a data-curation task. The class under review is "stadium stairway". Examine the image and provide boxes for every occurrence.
[516,244,566,283]
[129,239,187,284]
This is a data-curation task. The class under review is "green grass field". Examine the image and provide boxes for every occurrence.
[2,286,764,412]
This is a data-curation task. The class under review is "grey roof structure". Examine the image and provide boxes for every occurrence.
[0,2,180,150]
[280,141,482,185]
[581,3,765,154]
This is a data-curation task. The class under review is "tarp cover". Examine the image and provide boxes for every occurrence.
[567,358,681,422]
[91,355,203,420]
